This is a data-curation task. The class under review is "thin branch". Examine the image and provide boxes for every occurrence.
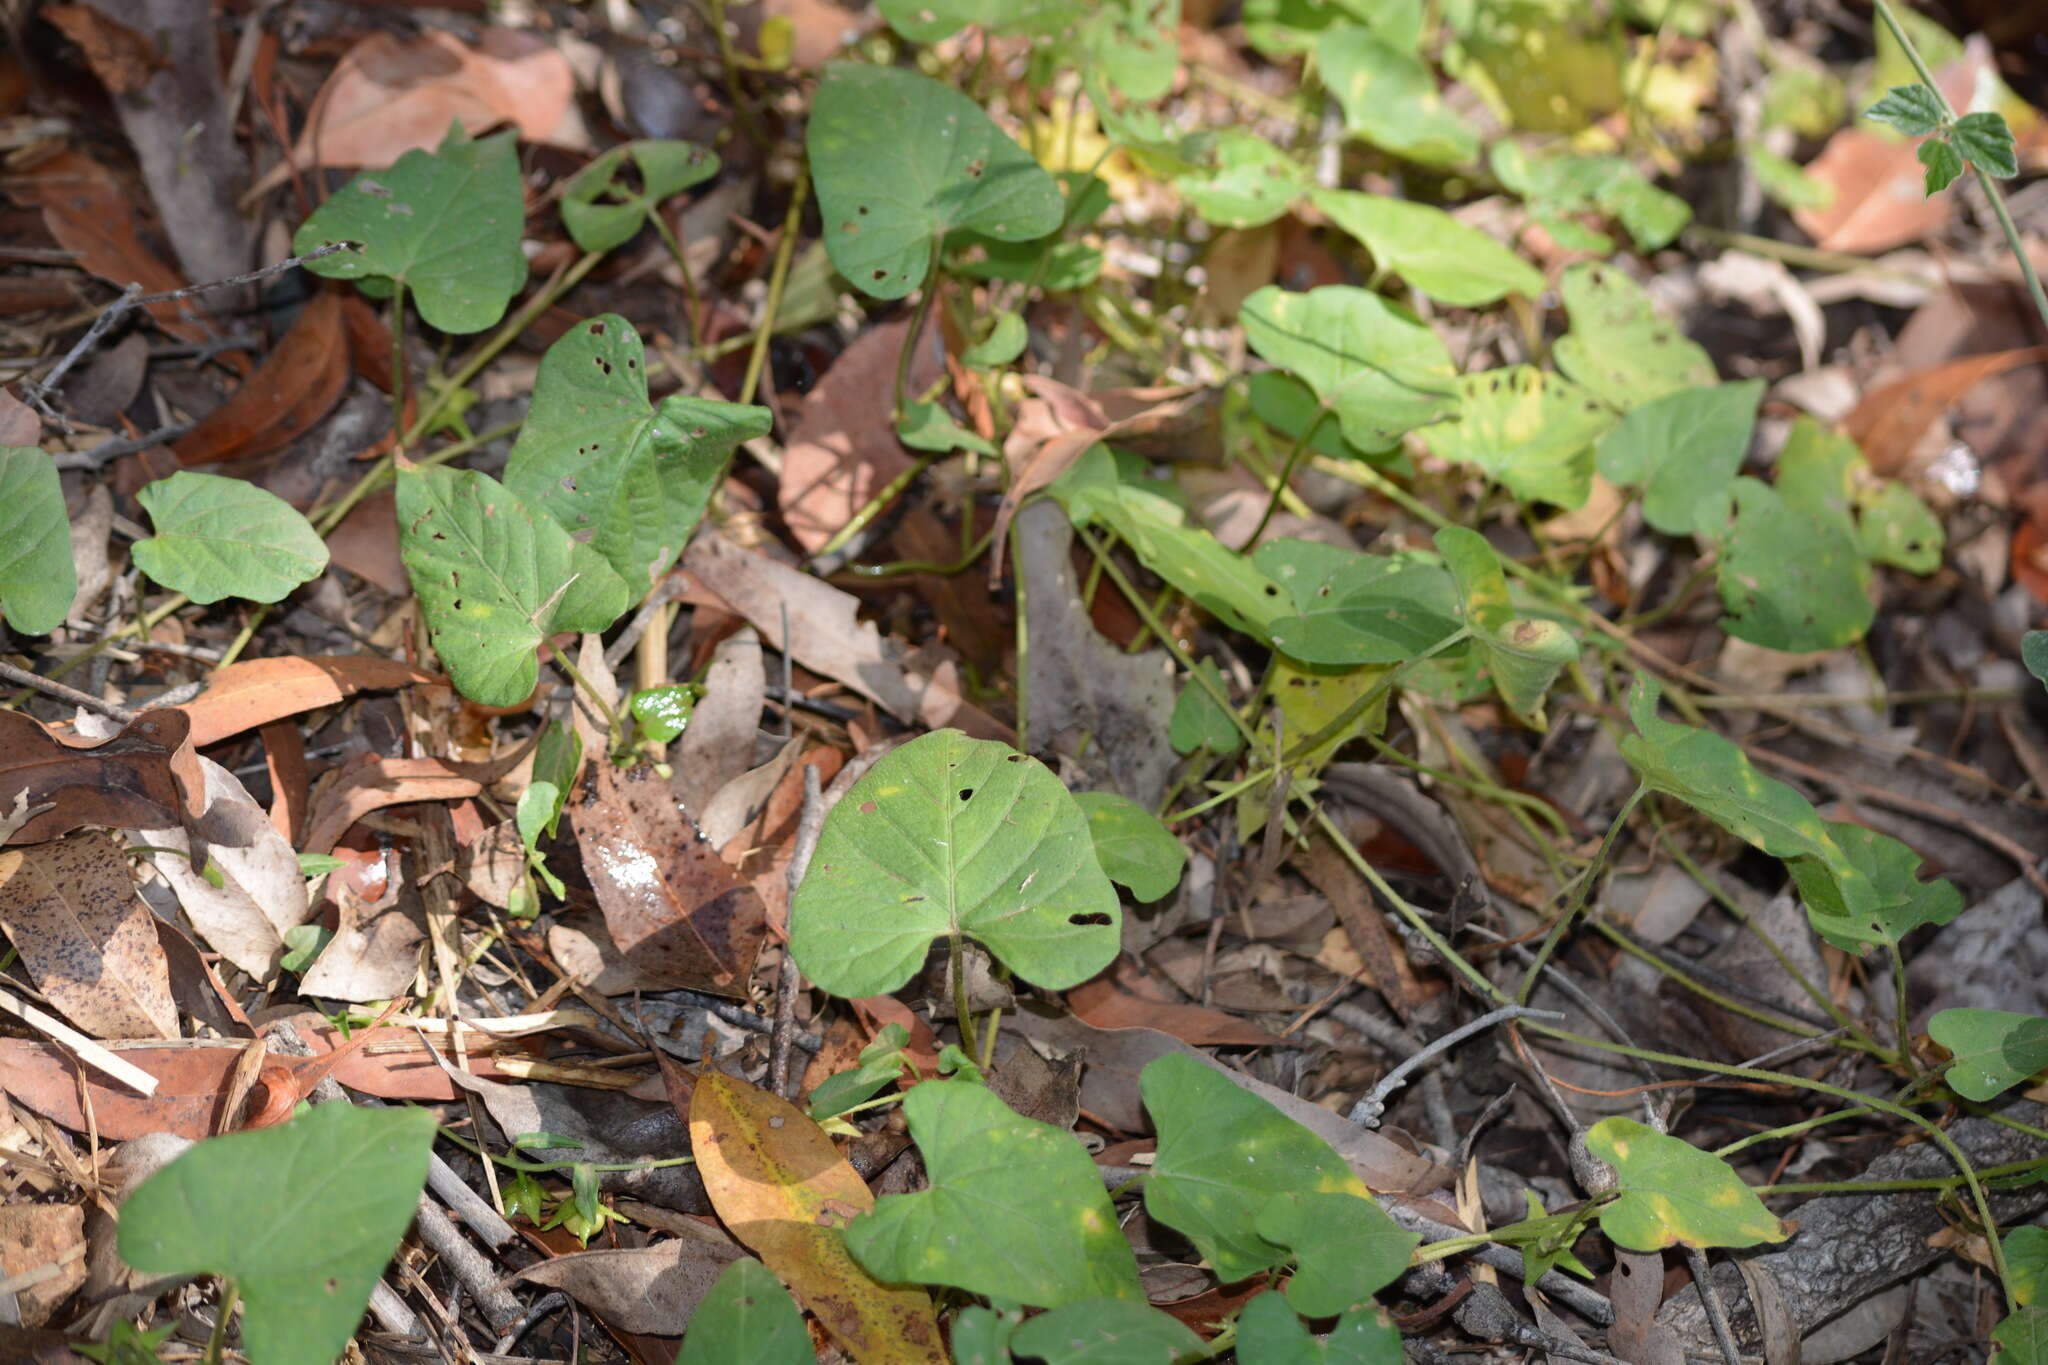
[0,658,138,722]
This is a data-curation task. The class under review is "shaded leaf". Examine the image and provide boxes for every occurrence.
[1864,84,1944,137]
[1073,792,1186,901]
[1929,1009,2048,1103]
[1255,1191,1417,1317]
[0,833,177,1039]
[1170,659,1243,756]
[0,708,204,848]
[1436,527,1577,725]
[1234,1291,1404,1364]
[133,472,328,605]
[1254,538,1462,667]
[2026,633,2048,693]
[0,445,73,636]
[1953,111,2019,177]
[1918,137,1964,193]
[1706,476,1874,653]
[561,141,718,253]
[1009,1298,1204,1365]
[676,1259,813,1365]
[1594,380,1763,536]
[1584,1117,1789,1251]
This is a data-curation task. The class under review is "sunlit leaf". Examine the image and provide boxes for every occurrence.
[1319,26,1479,165]
[1312,189,1542,306]
[1584,1117,1789,1251]
[1174,130,1312,228]
[1436,527,1577,725]
[1553,262,1716,412]
[1073,792,1186,901]
[1242,285,1457,450]
[132,472,328,605]
[1420,366,1613,509]
[1594,380,1762,536]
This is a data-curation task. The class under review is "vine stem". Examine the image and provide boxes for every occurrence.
[895,253,943,423]
[204,1278,239,1365]
[1517,785,1647,1004]
[1870,0,2048,334]
[741,171,809,405]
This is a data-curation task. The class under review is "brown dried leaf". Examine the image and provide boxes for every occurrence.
[1843,345,2048,476]
[0,709,203,848]
[1066,973,1277,1046]
[301,755,484,856]
[0,387,40,445]
[568,762,767,996]
[1794,128,1950,254]
[0,832,176,1039]
[41,5,164,95]
[171,291,349,467]
[179,654,437,748]
[512,1231,748,1335]
[0,1204,86,1327]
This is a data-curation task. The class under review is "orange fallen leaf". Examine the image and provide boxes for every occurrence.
[171,291,349,466]
[0,832,177,1040]
[690,1070,947,1364]
[178,654,438,748]
[1843,345,2048,476]
[41,4,164,96]
[300,755,484,856]
[1793,127,1951,254]
[0,708,204,848]
[1067,976,1278,1046]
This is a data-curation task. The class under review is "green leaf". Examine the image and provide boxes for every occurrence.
[117,1103,437,1365]
[2026,632,2048,693]
[1994,1306,2048,1364]
[1705,476,1874,653]
[1918,137,1964,194]
[809,64,1063,300]
[629,684,700,743]
[1141,1054,1371,1282]
[1785,820,1962,954]
[1864,84,1944,138]
[1255,1191,1417,1317]
[1248,371,1382,464]
[898,400,998,455]
[1079,0,1182,103]
[1243,0,1413,59]
[0,445,75,636]
[504,315,771,591]
[560,141,719,253]
[279,924,332,974]
[1929,1009,2048,1103]
[516,781,559,855]
[1748,145,1835,212]
[1241,285,1457,450]
[1954,111,2019,178]
[131,471,328,605]
[531,722,581,837]
[963,311,1029,367]
[789,730,1121,996]
[1488,144,1689,251]
[1419,366,1614,509]
[1436,527,1577,725]
[952,1305,1021,1365]
[1319,26,1479,165]
[2007,1225,2048,1308]
[1009,1298,1204,1365]
[1254,538,1463,667]
[1856,480,1944,573]
[807,1023,913,1119]
[396,465,631,708]
[846,1081,1141,1307]
[876,0,1085,42]
[1311,189,1543,307]
[1073,791,1187,901]
[1171,659,1244,756]
[1552,262,1716,412]
[1594,380,1763,536]
[676,1258,813,1365]
[1584,1117,1789,1251]
[1233,1292,1404,1365]
[295,126,526,334]
[1174,130,1312,228]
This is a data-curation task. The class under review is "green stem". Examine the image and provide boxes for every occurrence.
[205,1278,239,1365]
[811,453,941,563]
[1517,785,1647,1004]
[949,933,980,1061]
[388,279,408,455]
[741,172,809,405]
[895,255,942,423]
[1716,1105,1878,1160]
[1238,416,1322,553]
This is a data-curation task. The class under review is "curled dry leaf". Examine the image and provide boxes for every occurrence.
[0,708,204,848]
[0,832,177,1040]
[511,1229,748,1335]
[568,761,767,997]
[170,291,349,467]
[1843,345,2048,476]
[301,755,484,856]
[140,756,311,980]
[179,654,438,749]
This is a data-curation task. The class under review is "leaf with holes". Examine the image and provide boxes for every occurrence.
[1318,26,1478,165]
[0,446,74,636]
[132,472,328,605]
[1141,1054,1371,1283]
[1702,476,1874,653]
[1254,538,1463,667]
[1174,130,1312,228]
[1594,380,1763,536]
[1311,189,1542,307]
[1585,1118,1788,1251]
[846,1081,1140,1307]
[1233,1291,1404,1364]
[1008,1299,1204,1365]
[1072,792,1186,901]
[676,1259,813,1365]
[1255,1192,1417,1317]
[789,730,1119,997]
[396,465,630,707]
[1437,527,1577,726]
[1241,285,1457,451]
[561,141,719,253]
[1552,262,1716,412]
[295,125,526,334]
[1929,1009,2048,1103]
[809,64,1063,300]
[118,1103,437,1365]
[1420,366,1614,510]
[504,316,770,590]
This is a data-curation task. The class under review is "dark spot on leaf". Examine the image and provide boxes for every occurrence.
[1006,754,1023,762]
[873,269,888,281]
[959,788,973,801]
[589,321,607,335]
[1069,912,1112,925]
[859,800,877,813]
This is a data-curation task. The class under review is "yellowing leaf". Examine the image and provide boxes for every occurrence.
[1585,1118,1789,1251]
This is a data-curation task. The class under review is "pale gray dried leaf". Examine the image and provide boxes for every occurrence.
[513,1230,746,1334]
[137,756,309,979]
[672,626,765,814]
[696,735,802,851]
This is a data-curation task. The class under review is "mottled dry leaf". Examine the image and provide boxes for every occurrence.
[0,709,204,848]
[0,1204,85,1327]
[513,1229,747,1334]
[568,762,766,996]
[140,757,310,980]
[690,1070,946,1364]
[0,833,176,1039]
[171,291,349,467]
[179,654,437,748]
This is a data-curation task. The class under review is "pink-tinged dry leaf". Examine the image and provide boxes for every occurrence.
[179,654,438,749]
[1794,127,1950,253]
[141,757,311,979]
[170,291,349,467]
[301,755,484,856]
[512,1229,748,1335]
[1843,345,2048,476]
[1066,973,1277,1047]
[568,762,767,997]
[779,315,944,554]
[248,28,587,199]
[0,832,177,1040]
[683,530,1008,739]
[0,387,41,444]
[0,709,205,848]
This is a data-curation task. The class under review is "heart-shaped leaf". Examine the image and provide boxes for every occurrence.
[1436,527,1577,725]
[504,315,770,589]
[676,1259,813,1365]
[132,472,328,605]
[396,464,630,707]
[1254,538,1463,667]
[296,125,527,334]
[0,445,74,635]
[1785,820,1962,953]
[1312,189,1543,306]
[117,1103,437,1365]
[1254,1191,1417,1317]
[561,141,719,253]
[1174,130,1311,228]
[1141,1054,1370,1282]
[1009,1299,1204,1365]
[1552,262,1715,411]
[1318,26,1479,165]
[1420,366,1614,510]
[1928,1009,2048,1102]
[1234,1291,1404,1364]
[1705,476,1873,652]
[809,64,1063,299]
[846,1081,1140,1307]
[2005,1225,2048,1308]
[1072,791,1186,901]
[1594,380,1763,535]
[1242,285,1457,451]
[789,730,1120,997]
[1584,1117,1789,1251]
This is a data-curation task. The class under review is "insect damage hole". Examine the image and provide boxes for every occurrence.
[1068,912,1112,926]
